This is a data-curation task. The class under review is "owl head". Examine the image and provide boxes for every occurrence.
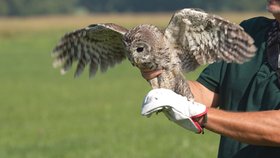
[124,24,166,70]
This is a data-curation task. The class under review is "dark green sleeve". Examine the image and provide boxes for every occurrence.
[196,62,225,94]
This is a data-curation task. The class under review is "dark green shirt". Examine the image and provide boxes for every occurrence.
[197,17,280,158]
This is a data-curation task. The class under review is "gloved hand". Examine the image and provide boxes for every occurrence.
[141,88,207,134]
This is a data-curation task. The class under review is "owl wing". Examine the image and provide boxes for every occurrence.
[52,23,129,77]
[164,8,257,72]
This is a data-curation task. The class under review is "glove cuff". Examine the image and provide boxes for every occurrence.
[191,108,208,134]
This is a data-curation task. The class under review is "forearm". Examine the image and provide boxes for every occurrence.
[205,108,280,146]
[188,81,218,108]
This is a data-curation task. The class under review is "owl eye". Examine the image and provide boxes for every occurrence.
[136,47,144,53]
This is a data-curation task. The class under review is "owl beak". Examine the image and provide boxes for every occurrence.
[133,59,142,68]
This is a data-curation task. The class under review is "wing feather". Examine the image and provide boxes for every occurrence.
[164,8,257,72]
[52,23,128,77]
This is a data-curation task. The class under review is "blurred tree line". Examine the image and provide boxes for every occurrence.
[0,0,267,16]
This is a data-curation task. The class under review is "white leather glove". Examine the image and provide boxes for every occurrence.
[141,88,207,134]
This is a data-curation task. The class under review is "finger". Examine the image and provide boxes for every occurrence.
[141,69,163,80]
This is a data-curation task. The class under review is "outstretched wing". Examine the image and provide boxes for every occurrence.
[164,8,257,72]
[52,23,129,77]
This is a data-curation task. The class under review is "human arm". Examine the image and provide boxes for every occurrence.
[188,83,280,145]
[206,108,280,146]
[142,87,280,146]
[188,80,219,108]
[146,90,280,146]
[189,78,280,146]
[140,70,280,146]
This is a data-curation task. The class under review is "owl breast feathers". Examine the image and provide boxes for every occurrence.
[52,8,256,100]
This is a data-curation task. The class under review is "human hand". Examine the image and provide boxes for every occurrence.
[141,88,207,134]
[140,69,163,80]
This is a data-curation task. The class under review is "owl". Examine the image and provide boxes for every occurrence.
[52,8,256,100]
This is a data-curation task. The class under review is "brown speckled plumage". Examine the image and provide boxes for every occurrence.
[52,8,256,100]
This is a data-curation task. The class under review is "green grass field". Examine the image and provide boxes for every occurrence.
[0,12,272,158]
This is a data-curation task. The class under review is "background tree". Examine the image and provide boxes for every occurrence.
[0,0,268,16]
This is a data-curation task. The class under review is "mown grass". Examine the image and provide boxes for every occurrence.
[0,12,271,158]
[0,11,272,34]
[0,30,217,158]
